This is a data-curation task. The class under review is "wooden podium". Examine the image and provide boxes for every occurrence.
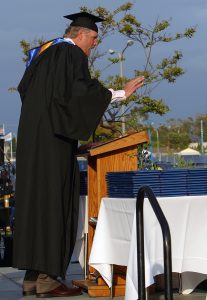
[73,131,149,297]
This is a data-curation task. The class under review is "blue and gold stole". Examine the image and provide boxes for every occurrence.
[26,37,73,68]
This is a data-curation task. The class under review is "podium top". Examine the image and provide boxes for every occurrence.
[77,131,149,157]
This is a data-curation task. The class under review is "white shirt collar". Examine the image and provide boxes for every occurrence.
[64,37,76,45]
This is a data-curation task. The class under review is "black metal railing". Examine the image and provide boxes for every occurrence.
[136,185,172,300]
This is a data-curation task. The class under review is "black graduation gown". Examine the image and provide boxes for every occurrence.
[12,42,112,277]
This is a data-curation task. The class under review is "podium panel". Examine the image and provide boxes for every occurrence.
[75,131,149,297]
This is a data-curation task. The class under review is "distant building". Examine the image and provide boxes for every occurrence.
[178,148,201,156]
[189,142,207,151]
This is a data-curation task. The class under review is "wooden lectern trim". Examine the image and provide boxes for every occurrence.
[89,131,149,157]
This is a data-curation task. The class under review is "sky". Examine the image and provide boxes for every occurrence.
[0,0,207,134]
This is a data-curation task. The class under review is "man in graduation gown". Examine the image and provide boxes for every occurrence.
[13,12,144,298]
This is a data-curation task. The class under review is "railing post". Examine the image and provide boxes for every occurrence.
[136,186,173,300]
[136,187,145,300]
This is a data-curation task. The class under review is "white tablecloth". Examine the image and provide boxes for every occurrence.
[89,195,207,299]
[89,198,136,286]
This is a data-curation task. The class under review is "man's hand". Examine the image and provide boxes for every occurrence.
[123,76,145,98]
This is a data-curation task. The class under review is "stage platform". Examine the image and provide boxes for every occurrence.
[1,263,207,299]
[0,263,124,300]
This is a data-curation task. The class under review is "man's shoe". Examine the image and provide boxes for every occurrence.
[23,290,36,296]
[23,280,36,296]
[36,284,82,298]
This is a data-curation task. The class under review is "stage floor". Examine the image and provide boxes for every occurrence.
[0,263,207,300]
[0,262,124,300]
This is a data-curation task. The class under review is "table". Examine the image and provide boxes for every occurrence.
[89,198,136,286]
[89,195,207,299]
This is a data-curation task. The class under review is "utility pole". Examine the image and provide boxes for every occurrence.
[109,40,134,134]
[201,120,204,154]
[155,129,160,161]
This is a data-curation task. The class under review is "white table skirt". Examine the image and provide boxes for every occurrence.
[89,195,207,299]
[71,195,88,268]
[126,195,207,299]
[89,198,136,286]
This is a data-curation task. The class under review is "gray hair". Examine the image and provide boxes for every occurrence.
[64,26,91,38]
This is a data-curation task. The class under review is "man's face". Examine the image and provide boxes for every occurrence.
[78,29,98,56]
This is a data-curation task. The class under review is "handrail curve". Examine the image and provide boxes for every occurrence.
[136,185,172,300]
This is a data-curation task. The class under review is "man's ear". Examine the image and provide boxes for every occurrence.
[77,29,84,41]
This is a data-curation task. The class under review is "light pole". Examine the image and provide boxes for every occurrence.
[109,40,134,134]
[155,128,160,161]
[201,119,204,155]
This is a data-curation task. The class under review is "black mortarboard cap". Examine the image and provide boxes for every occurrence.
[64,12,104,33]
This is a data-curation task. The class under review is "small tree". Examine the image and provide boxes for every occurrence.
[80,3,196,139]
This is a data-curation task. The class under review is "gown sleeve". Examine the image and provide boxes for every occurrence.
[48,45,112,141]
